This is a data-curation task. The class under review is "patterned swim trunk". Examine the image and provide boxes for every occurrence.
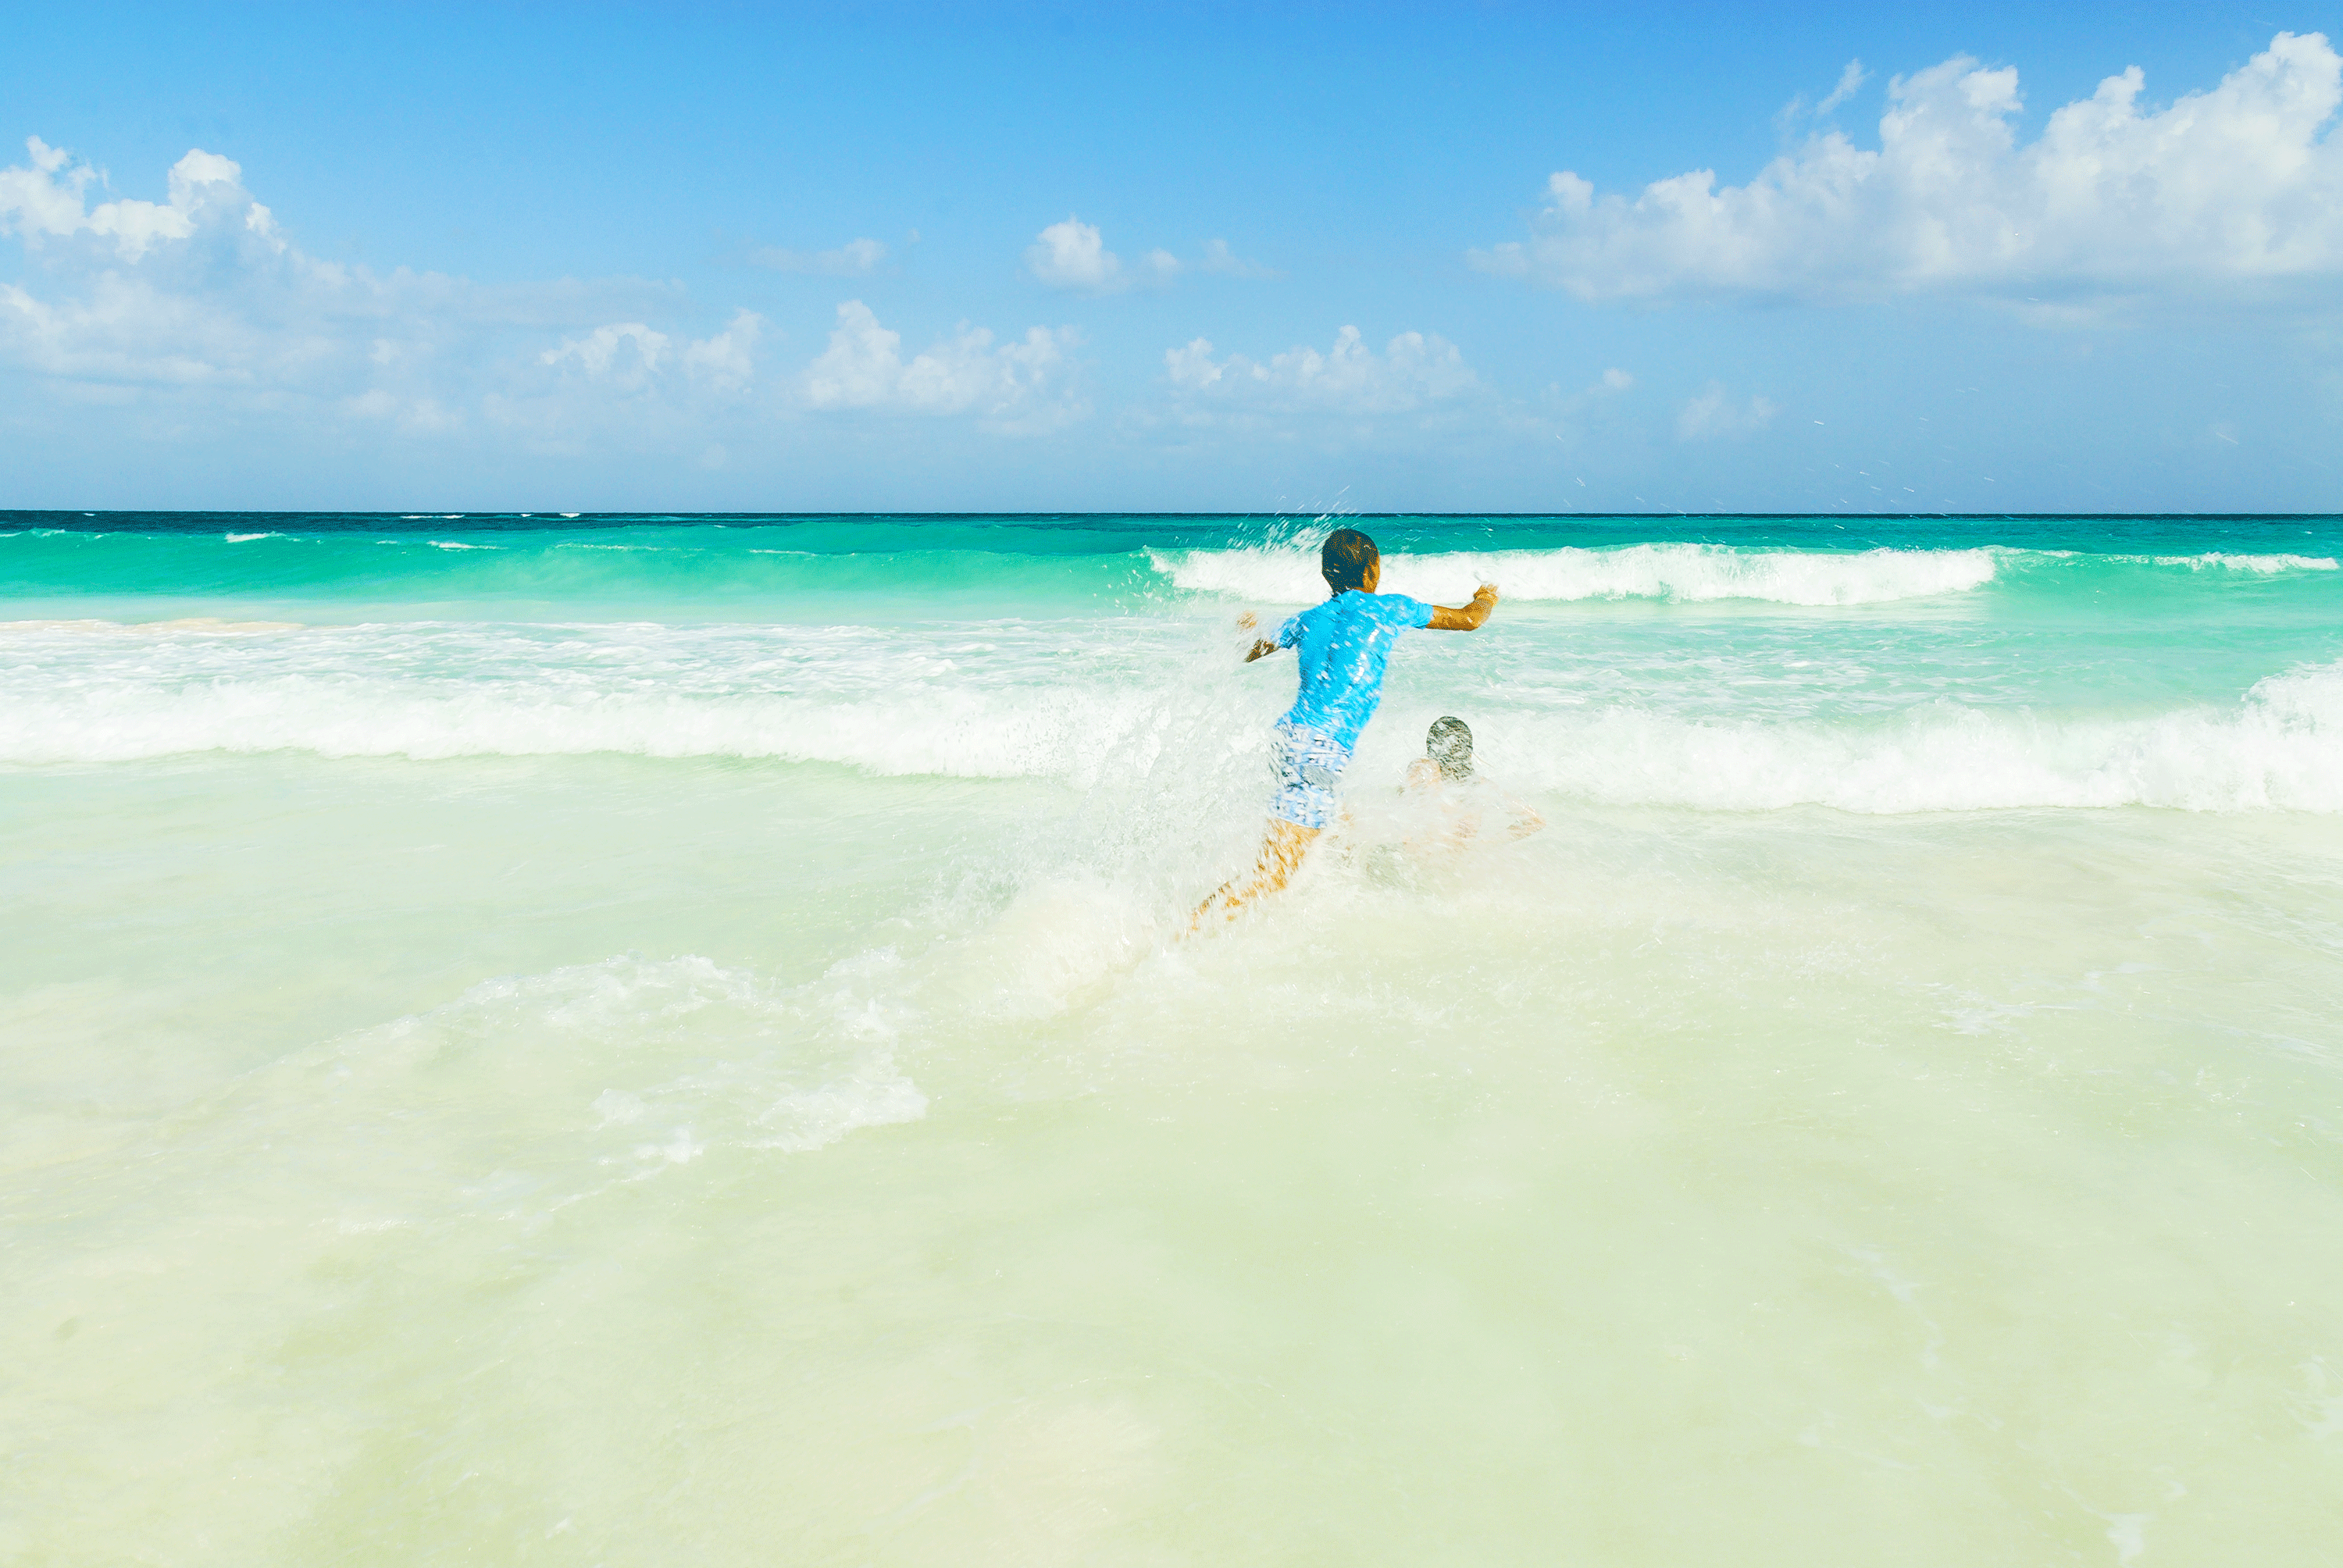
[1268,720,1353,830]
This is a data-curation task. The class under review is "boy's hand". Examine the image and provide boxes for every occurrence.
[1429,583,1500,632]
[1237,611,1280,663]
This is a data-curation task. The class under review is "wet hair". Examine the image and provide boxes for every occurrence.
[1320,528,1379,594]
[1428,715,1474,780]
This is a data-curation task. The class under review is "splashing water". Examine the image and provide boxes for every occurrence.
[6,509,2343,1564]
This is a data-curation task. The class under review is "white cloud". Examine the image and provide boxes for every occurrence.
[1025,216,1179,294]
[541,322,669,378]
[681,310,761,391]
[1677,383,1778,440]
[1817,59,1869,116]
[801,300,1082,430]
[749,237,888,276]
[1022,220,1275,293]
[1472,30,2343,304]
[1164,325,1480,414]
[0,134,699,419]
[1199,238,1280,279]
[1599,367,1634,391]
[1774,59,1870,138]
[540,310,763,393]
[0,137,265,262]
[0,140,1067,454]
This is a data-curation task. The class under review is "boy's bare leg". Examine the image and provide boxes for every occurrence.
[1192,818,1320,927]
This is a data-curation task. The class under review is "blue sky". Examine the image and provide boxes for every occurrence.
[4,2,2341,512]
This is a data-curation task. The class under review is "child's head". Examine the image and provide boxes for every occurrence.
[1427,715,1474,780]
[1320,529,1380,594]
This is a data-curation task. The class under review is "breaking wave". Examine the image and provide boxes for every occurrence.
[1467,659,2343,813]
[10,652,2343,813]
[1153,543,2002,605]
[1150,543,2338,606]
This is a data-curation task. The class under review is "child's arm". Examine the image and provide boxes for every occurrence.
[1428,583,1500,630]
[1503,789,1545,839]
[1236,611,1283,662]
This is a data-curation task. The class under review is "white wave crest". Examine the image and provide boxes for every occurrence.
[11,608,2343,814]
[13,665,2343,813]
[1476,661,2343,812]
[1152,543,2001,605]
[0,618,301,636]
[2149,552,2338,572]
[0,679,1162,779]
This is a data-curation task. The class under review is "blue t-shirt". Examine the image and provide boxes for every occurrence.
[1275,590,1435,750]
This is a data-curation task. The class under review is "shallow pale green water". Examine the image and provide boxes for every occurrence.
[5,513,2343,1564]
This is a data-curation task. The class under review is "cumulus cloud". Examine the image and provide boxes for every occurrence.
[0,137,1088,458]
[1199,238,1281,279]
[0,137,273,262]
[1676,383,1778,440]
[540,310,764,393]
[748,237,888,276]
[1025,217,1179,294]
[541,322,669,379]
[0,143,431,397]
[1024,219,1271,292]
[1472,30,2343,304]
[680,311,762,390]
[801,300,1082,431]
[0,134,700,424]
[1164,325,1480,415]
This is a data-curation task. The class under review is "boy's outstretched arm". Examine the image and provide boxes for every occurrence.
[1236,611,1282,662]
[1428,583,1500,631]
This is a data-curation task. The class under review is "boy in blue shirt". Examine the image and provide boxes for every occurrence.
[1195,527,1500,922]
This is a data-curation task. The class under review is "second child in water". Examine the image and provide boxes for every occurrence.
[1402,715,1545,853]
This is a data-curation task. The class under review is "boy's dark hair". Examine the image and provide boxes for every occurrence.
[1428,716,1474,780]
[1320,528,1379,593]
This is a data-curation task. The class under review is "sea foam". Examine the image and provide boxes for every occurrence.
[353,952,924,1174]
[2152,552,2338,572]
[11,659,2343,813]
[0,678,1166,779]
[0,618,301,636]
[1465,659,2343,813]
[1151,543,2341,606]
[1152,543,2003,605]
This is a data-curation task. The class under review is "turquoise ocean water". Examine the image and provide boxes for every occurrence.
[8,511,2343,1562]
